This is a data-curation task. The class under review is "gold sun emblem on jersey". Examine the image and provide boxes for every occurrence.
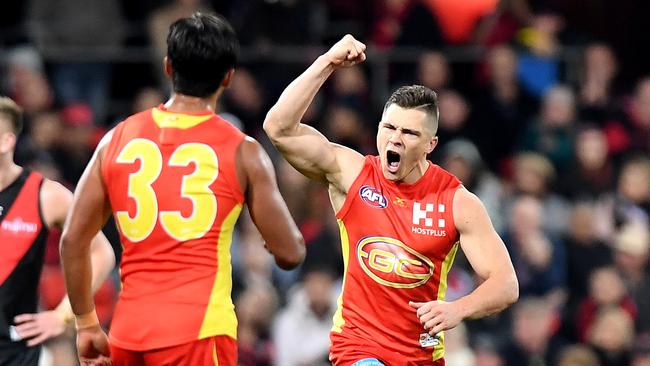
[393,196,407,208]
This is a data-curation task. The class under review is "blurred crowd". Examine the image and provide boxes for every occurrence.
[2,0,650,365]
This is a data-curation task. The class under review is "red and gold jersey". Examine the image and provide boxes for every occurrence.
[101,106,245,351]
[330,156,461,365]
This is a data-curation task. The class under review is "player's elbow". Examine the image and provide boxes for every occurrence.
[273,235,306,270]
[262,114,275,135]
[59,229,79,260]
[262,116,282,142]
[263,110,295,141]
[504,272,519,307]
[60,227,93,260]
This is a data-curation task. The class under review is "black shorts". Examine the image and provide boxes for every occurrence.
[0,345,40,366]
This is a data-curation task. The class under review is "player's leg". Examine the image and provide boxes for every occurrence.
[143,335,237,366]
[110,343,145,366]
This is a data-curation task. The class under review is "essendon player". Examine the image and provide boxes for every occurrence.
[0,97,114,366]
[60,12,305,366]
[264,35,519,365]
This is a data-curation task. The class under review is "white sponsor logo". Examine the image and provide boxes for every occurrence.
[412,202,446,236]
[1,217,38,234]
[411,227,446,237]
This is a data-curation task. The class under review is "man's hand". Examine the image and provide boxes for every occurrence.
[13,311,69,346]
[76,325,112,366]
[409,300,465,336]
[324,34,366,68]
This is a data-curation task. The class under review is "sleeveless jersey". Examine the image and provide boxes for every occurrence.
[101,106,246,351]
[0,170,47,356]
[330,156,461,364]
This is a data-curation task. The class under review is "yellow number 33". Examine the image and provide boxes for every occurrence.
[114,138,218,242]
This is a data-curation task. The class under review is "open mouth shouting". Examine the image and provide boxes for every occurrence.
[386,149,401,174]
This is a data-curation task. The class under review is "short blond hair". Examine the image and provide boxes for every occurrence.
[0,96,23,135]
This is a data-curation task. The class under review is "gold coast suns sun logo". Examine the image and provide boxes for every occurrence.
[356,236,434,288]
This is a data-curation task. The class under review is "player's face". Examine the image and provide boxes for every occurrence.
[377,105,437,182]
[0,119,16,156]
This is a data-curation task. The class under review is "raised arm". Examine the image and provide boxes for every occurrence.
[263,35,366,192]
[238,137,305,269]
[12,179,115,347]
[411,188,518,335]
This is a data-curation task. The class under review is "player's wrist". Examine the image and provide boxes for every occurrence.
[452,296,474,320]
[74,309,100,330]
[317,54,339,69]
[54,308,75,326]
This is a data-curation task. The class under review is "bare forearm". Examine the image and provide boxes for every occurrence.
[264,55,334,136]
[56,235,115,316]
[89,234,115,293]
[455,272,518,320]
[60,236,95,316]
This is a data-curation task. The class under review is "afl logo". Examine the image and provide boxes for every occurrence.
[359,185,388,209]
[356,236,434,288]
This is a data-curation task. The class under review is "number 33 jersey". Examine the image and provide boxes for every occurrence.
[101,106,245,351]
[330,156,461,364]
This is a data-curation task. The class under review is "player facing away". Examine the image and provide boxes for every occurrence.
[0,97,115,366]
[264,35,519,365]
[60,12,305,366]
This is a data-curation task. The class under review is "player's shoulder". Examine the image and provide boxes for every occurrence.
[124,108,155,123]
[238,135,268,162]
[429,163,462,189]
[39,178,73,228]
[111,108,155,135]
[213,114,247,140]
[40,178,73,204]
[452,186,488,224]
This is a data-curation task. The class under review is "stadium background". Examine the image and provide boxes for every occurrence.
[1,0,650,365]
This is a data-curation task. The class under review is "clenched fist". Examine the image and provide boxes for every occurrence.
[409,300,464,336]
[324,34,367,68]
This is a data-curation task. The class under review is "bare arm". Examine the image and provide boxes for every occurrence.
[452,188,519,318]
[263,35,366,192]
[238,137,305,269]
[411,188,518,335]
[42,179,116,297]
[59,139,113,363]
[60,138,113,320]
[13,179,115,346]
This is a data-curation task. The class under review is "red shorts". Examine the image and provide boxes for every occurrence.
[330,333,445,366]
[109,335,236,366]
[329,335,390,365]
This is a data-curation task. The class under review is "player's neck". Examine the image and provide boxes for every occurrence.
[164,92,219,114]
[0,159,22,191]
[401,159,430,185]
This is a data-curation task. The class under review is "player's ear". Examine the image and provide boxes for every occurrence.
[426,136,438,154]
[163,56,173,78]
[221,69,235,88]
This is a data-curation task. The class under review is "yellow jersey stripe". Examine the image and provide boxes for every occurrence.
[199,204,243,339]
[436,241,459,300]
[152,108,213,129]
[331,219,351,333]
[432,241,459,361]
